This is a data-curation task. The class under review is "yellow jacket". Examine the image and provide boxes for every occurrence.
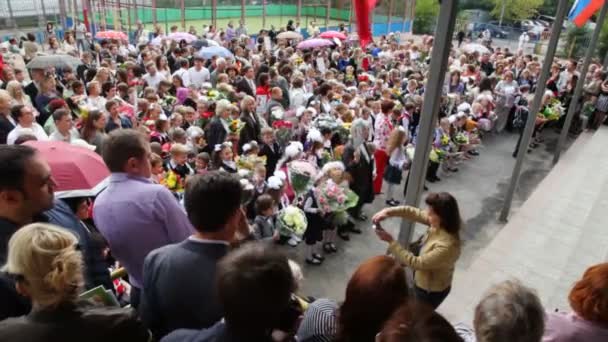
[385,206,461,292]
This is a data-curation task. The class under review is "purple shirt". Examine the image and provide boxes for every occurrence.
[543,312,608,342]
[93,173,194,288]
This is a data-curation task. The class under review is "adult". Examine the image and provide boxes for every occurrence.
[460,280,545,342]
[6,105,49,145]
[105,100,133,132]
[142,62,165,90]
[79,110,107,154]
[238,95,261,151]
[266,87,285,125]
[298,256,409,342]
[22,33,40,63]
[141,172,243,338]
[372,100,394,194]
[6,80,38,117]
[93,129,194,308]
[235,65,257,97]
[518,32,529,52]
[48,109,79,142]
[188,56,211,87]
[73,19,88,51]
[543,263,608,341]
[24,68,45,108]
[373,192,462,309]
[342,118,374,223]
[0,90,15,144]
[0,223,149,342]
[205,99,236,151]
[34,75,59,126]
[161,243,296,342]
[210,57,227,88]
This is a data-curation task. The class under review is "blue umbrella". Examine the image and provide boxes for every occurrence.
[197,46,234,59]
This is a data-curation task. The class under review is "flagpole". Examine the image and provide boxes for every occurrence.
[499,0,569,221]
[553,1,608,164]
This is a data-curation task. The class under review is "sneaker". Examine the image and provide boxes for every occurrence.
[292,235,302,243]
[305,258,323,265]
[287,237,299,247]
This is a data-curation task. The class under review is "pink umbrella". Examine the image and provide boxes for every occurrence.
[297,38,334,50]
[24,141,110,199]
[95,30,128,41]
[319,31,347,40]
[167,32,198,43]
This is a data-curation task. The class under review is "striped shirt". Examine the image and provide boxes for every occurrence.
[296,298,338,342]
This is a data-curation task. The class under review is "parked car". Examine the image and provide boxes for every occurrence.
[472,23,509,38]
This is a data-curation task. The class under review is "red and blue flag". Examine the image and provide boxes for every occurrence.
[568,0,605,27]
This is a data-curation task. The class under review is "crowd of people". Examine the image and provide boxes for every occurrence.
[0,15,607,342]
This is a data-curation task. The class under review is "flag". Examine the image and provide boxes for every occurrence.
[354,0,378,47]
[568,0,605,27]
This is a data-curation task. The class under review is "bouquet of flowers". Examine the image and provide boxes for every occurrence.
[429,148,446,163]
[207,89,222,101]
[161,169,185,194]
[542,98,563,121]
[314,181,359,226]
[276,206,308,237]
[313,114,341,131]
[288,160,319,195]
[229,119,246,134]
[272,120,294,147]
[454,132,469,145]
[160,95,177,112]
[197,111,214,130]
[236,154,267,171]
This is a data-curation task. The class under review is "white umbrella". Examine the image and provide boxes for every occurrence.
[277,31,303,40]
[26,55,82,69]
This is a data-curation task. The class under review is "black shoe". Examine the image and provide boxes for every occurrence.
[323,243,335,253]
[424,185,429,191]
[386,199,398,206]
[329,243,338,252]
[448,167,458,172]
[338,231,350,241]
[468,150,479,156]
[426,177,436,183]
[306,258,323,265]
[312,253,325,261]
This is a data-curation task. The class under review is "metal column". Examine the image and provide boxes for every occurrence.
[499,0,569,221]
[387,0,393,35]
[402,0,409,33]
[6,0,17,29]
[133,0,139,24]
[59,0,68,31]
[398,0,459,245]
[326,0,331,29]
[180,0,186,30]
[242,0,246,30]
[262,0,266,30]
[152,0,157,26]
[297,0,302,23]
[553,2,608,164]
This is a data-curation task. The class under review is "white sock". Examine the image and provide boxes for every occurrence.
[386,184,395,200]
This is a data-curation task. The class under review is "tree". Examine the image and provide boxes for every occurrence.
[413,0,440,34]
[490,0,544,22]
[564,25,592,59]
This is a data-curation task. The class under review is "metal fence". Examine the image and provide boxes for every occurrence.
[1,0,416,43]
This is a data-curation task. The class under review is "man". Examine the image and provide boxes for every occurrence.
[93,129,193,308]
[0,65,14,90]
[558,60,579,94]
[187,56,210,87]
[73,19,87,51]
[7,105,49,145]
[266,87,285,125]
[225,21,236,41]
[235,65,256,97]
[142,62,165,90]
[172,58,191,87]
[140,172,243,338]
[48,109,79,142]
[518,31,529,52]
[0,90,15,144]
[161,243,297,342]
[105,100,133,132]
[479,53,494,77]
[210,57,227,88]
[24,68,45,109]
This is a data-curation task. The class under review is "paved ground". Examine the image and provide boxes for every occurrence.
[282,127,577,311]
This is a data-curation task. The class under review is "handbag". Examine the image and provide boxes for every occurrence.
[408,234,426,257]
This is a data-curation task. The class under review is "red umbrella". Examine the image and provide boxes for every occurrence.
[24,141,110,199]
[319,31,347,40]
[95,30,128,41]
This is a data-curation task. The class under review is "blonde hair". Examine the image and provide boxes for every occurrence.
[3,223,83,308]
[386,128,407,156]
[170,143,189,155]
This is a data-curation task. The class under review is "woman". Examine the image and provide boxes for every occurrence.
[6,81,39,117]
[590,80,608,130]
[80,110,107,154]
[448,70,465,96]
[297,256,409,342]
[255,72,271,116]
[543,263,608,341]
[494,71,519,132]
[342,118,374,222]
[63,33,78,53]
[0,223,149,341]
[373,192,462,309]
[155,55,171,81]
[372,100,395,194]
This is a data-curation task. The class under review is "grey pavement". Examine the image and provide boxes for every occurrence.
[283,127,577,309]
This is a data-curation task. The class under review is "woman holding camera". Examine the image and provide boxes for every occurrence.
[372,192,462,309]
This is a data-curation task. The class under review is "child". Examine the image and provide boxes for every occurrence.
[316,161,349,254]
[150,153,165,184]
[252,194,279,241]
[303,186,326,265]
[259,127,281,178]
[266,175,298,246]
[383,127,409,206]
[195,152,210,174]
[246,164,268,220]
[213,142,238,173]
[165,143,195,180]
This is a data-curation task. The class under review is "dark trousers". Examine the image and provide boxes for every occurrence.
[131,286,142,310]
[414,285,451,310]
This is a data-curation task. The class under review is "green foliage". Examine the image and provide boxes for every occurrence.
[564,25,592,59]
[490,0,544,22]
[599,20,608,61]
[413,0,440,34]
[538,0,576,17]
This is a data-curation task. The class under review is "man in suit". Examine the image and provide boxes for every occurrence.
[140,172,244,338]
[235,65,256,97]
[24,68,45,110]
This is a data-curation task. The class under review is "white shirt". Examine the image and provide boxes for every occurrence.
[86,96,107,113]
[49,129,80,142]
[187,66,210,87]
[172,68,191,87]
[7,123,49,145]
[142,73,165,90]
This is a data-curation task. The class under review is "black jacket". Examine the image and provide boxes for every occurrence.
[259,142,281,178]
[0,114,15,145]
[0,301,149,342]
[24,82,39,108]
[0,217,32,321]
[238,111,261,151]
[205,117,228,152]
[235,77,256,97]
[342,143,374,204]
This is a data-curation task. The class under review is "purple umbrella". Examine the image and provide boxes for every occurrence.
[167,32,198,43]
[297,38,334,50]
